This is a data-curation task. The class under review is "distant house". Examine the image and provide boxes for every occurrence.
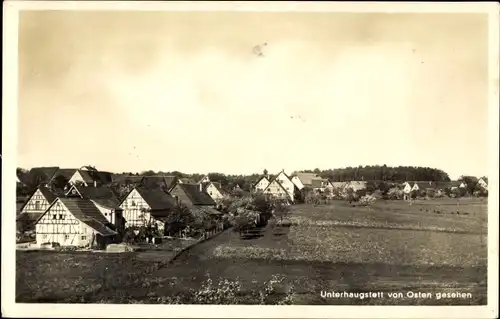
[402,182,412,194]
[118,186,177,230]
[293,172,322,188]
[170,183,216,208]
[65,185,124,233]
[198,175,211,184]
[33,197,117,249]
[263,178,291,201]
[253,176,271,193]
[17,186,61,227]
[447,181,467,190]
[68,168,113,187]
[274,170,296,201]
[477,178,488,190]
[202,181,226,202]
[411,181,436,192]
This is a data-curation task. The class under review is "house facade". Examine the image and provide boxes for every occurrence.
[274,171,295,201]
[18,186,60,225]
[119,187,176,230]
[202,182,225,202]
[34,197,117,248]
[263,179,290,201]
[253,176,271,193]
[344,181,367,192]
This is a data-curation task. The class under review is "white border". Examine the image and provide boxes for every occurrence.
[2,1,499,318]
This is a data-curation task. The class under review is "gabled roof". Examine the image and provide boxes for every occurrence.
[294,172,321,186]
[52,168,78,180]
[253,175,270,187]
[140,175,178,190]
[175,183,216,206]
[135,187,177,211]
[57,198,116,236]
[264,178,289,194]
[202,181,226,195]
[28,166,60,184]
[20,186,61,212]
[68,185,120,209]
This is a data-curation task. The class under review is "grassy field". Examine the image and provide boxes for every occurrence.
[16,198,488,305]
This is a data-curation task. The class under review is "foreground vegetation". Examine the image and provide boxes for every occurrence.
[17,198,487,305]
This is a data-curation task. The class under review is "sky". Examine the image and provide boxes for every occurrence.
[17,11,490,179]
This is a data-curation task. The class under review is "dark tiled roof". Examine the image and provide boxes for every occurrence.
[177,183,216,206]
[53,168,77,180]
[73,186,120,208]
[38,186,61,203]
[415,181,436,189]
[141,175,178,190]
[28,167,60,184]
[58,198,116,236]
[135,187,176,211]
[179,178,196,184]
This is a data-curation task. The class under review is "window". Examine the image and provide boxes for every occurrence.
[131,200,136,206]
[81,235,87,240]
[209,191,213,195]
[59,214,64,220]
[35,201,41,210]
[105,212,108,216]
[65,235,69,240]
[42,234,47,239]
[52,214,57,220]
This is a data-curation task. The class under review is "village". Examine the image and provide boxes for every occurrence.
[15,165,489,251]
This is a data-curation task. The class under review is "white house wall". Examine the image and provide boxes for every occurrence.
[291,176,305,190]
[35,200,85,247]
[206,184,224,201]
[21,189,52,215]
[264,180,290,200]
[68,171,88,186]
[119,189,152,228]
[275,172,295,201]
[254,178,270,192]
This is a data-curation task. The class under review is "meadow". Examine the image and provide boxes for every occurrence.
[16,198,488,305]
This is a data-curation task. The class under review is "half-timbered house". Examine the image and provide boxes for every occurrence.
[253,176,271,193]
[118,186,176,230]
[263,179,291,201]
[34,197,117,249]
[17,186,61,227]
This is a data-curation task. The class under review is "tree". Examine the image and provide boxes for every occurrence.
[458,175,479,195]
[51,174,69,190]
[263,169,268,176]
[273,199,290,224]
[387,187,403,200]
[233,210,258,236]
[165,203,195,236]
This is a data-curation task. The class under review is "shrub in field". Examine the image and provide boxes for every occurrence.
[359,194,376,206]
[233,210,259,236]
[387,187,403,200]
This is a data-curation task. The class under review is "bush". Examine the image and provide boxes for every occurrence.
[359,194,376,206]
